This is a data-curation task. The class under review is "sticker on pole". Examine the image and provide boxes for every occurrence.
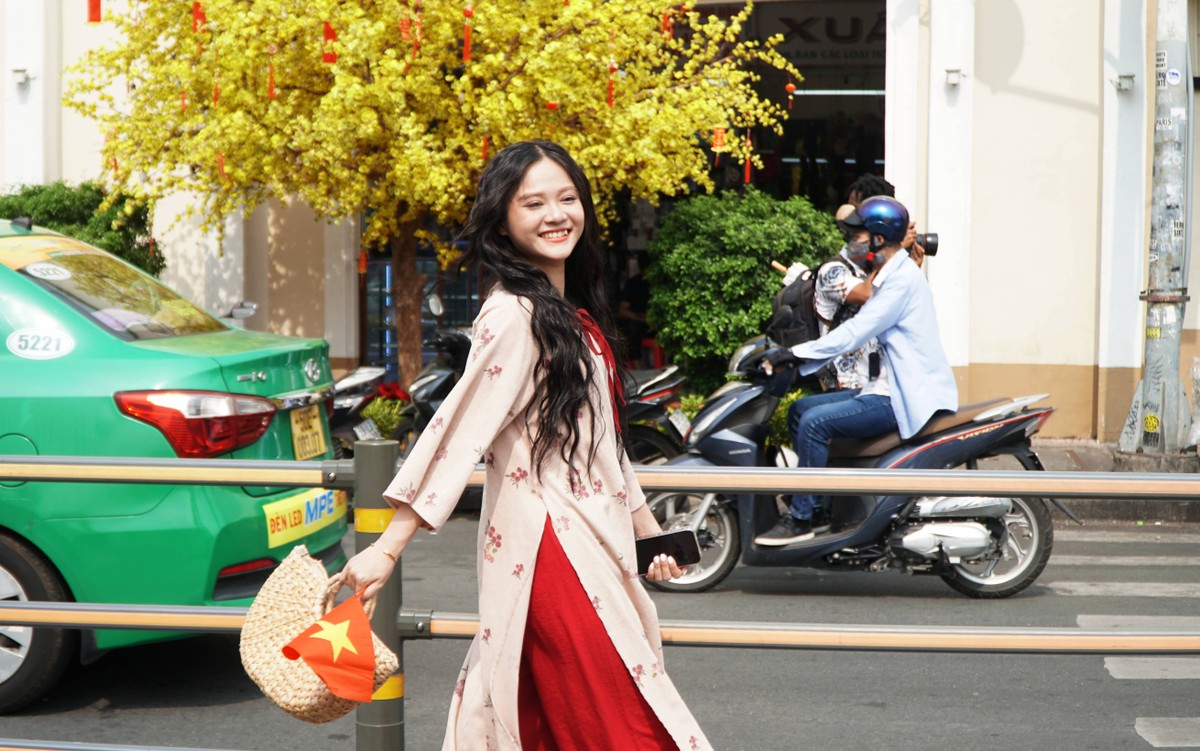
[6,328,76,360]
[1144,414,1161,433]
[1167,69,1183,86]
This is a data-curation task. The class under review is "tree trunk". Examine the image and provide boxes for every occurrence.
[390,219,425,386]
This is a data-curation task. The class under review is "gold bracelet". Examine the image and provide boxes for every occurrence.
[371,543,398,563]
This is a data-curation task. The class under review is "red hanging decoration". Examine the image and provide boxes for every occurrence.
[661,9,672,37]
[323,22,338,64]
[545,101,559,110]
[400,17,411,41]
[712,126,726,167]
[358,249,368,275]
[218,152,228,182]
[462,5,473,63]
[607,60,618,108]
[192,2,206,34]
[481,135,490,162]
[180,90,188,112]
[743,134,752,184]
[213,81,220,104]
[87,0,102,24]
[785,79,796,110]
[267,44,278,100]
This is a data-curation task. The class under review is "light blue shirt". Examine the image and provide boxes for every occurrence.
[789,251,958,438]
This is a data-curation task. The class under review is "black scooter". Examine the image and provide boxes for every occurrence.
[646,336,1077,598]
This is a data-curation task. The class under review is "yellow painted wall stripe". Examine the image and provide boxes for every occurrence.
[355,507,395,533]
[372,675,404,700]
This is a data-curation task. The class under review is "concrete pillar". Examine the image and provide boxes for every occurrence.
[1098,0,1151,440]
[924,0,975,369]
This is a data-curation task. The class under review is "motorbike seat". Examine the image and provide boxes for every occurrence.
[827,397,1011,459]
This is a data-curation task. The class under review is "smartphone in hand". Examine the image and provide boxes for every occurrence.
[636,529,702,575]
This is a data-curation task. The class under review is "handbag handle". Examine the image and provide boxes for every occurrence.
[319,577,377,619]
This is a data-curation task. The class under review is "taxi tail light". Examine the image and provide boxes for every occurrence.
[114,390,277,458]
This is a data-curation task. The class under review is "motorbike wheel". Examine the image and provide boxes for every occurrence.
[625,425,683,466]
[0,532,76,713]
[938,452,1054,598]
[643,492,740,593]
[389,418,418,459]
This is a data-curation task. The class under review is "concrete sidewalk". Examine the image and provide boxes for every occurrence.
[980,438,1200,525]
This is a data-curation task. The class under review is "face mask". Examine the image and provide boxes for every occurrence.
[847,240,874,271]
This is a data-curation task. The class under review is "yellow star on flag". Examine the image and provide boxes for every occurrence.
[311,617,359,662]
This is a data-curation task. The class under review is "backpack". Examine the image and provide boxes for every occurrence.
[767,257,854,348]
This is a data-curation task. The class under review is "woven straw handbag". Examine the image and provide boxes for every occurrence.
[239,545,399,724]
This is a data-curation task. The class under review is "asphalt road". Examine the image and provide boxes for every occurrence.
[3,516,1198,751]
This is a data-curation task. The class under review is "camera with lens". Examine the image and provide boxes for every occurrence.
[914,232,939,256]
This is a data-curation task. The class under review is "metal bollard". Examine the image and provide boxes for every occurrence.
[352,439,404,751]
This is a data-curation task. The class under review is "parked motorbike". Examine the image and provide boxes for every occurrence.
[329,365,388,458]
[645,336,1077,598]
[390,331,688,464]
[623,365,689,464]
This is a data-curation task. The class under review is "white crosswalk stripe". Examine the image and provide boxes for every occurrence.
[1056,529,1199,544]
[1077,613,1200,747]
[1104,658,1200,680]
[1067,527,1200,748]
[1048,582,1200,597]
[1052,555,1200,566]
[1134,718,1200,749]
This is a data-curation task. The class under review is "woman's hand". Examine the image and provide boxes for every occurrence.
[338,503,424,599]
[645,554,685,582]
[338,544,399,601]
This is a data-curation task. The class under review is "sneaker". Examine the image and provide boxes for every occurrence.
[754,514,815,546]
[811,507,832,534]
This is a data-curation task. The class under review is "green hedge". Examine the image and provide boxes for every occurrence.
[0,182,162,275]
[646,188,842,394]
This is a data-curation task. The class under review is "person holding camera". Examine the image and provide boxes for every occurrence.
[846,173,931,266]
[756,196,957,546]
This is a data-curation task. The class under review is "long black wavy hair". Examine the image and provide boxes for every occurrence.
[460,140,625,474]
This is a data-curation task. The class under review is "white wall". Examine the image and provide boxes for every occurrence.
[2,0,61,190]
[967,0,1103,367]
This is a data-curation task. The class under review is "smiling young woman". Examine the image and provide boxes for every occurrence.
[338,141,710,750]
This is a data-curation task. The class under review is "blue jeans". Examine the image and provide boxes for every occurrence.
[785,390,898,519]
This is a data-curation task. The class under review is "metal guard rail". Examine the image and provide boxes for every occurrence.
[0,601,1198,656]
[6,454,1200,499]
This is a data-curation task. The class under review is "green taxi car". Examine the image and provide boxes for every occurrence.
[0,218,348,712]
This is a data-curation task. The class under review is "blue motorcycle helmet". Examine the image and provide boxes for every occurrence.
[858,195,909,245]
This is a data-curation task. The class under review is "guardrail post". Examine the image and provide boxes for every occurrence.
[353,439,403,751]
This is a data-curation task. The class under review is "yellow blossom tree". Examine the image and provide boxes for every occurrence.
[66,0,799,383]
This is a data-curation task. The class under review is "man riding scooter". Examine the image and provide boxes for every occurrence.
[756,195,958,546]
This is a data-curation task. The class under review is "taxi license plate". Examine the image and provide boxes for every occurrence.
[263,488,348,548]
[290,404,327,461]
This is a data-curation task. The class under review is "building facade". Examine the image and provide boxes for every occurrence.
[1,0,1196,440]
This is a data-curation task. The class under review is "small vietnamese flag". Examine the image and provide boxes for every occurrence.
[282,594,377,702]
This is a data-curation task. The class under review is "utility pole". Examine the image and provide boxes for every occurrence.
[1120,0,1193,454]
